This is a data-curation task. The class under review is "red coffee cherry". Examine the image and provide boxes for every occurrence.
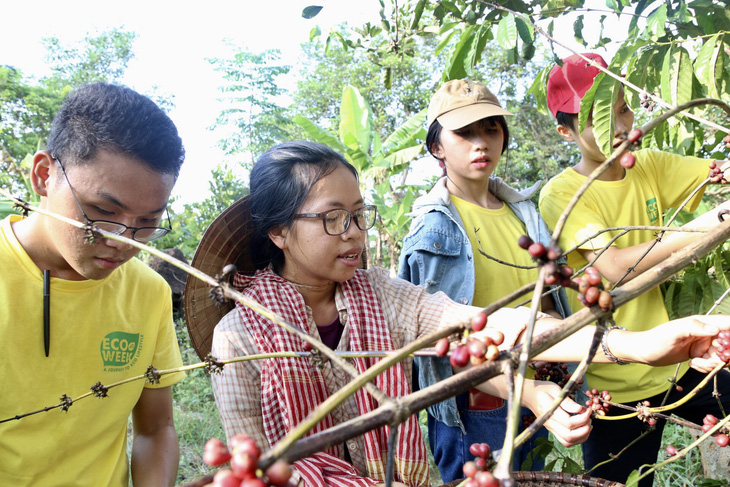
[471,311,488,332]
[716,433,729,447]
[435,338,450,357]
[620,152,636,169]
[468,338,487,359]
[528,242,546,259]
[518,235,534,250]
[450,344,470,368]
[598,290,612,310]
[666,445,678,456]
[628,128,643,143]
[265,459,293,486]
[584,286,600,304]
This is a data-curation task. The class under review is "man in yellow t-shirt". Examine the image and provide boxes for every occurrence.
[0,83,186,486]
[539,53,730,487]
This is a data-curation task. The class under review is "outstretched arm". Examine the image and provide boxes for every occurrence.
[584,200,730,284]
[529,314,728,368]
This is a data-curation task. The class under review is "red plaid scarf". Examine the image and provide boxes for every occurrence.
[233,268,430,487]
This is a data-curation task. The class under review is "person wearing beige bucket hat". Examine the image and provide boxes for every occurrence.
[185,140,730,487]
[398,79,574,480]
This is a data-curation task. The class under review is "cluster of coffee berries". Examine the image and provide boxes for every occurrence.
[640,93,656,112]
[462,443,500,487]
[435,311,505,367]
[574,266,612,311]
[522,413,536,428]
[702,414,730,447]
[636,400,657,427]
[585,388,612,416]
[533,361,573,388]
[616,129,643,169]
[518,236,574,287]
[203,435,293,487]
[709,160,729,185]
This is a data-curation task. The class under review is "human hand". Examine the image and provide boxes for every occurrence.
[689,328,730,373]
[622,315,729,368]
[522,380,592,447]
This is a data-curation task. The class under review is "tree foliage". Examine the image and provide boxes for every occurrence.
[310,0,730,160]
[0,29,139,218]
[208,48,293,166]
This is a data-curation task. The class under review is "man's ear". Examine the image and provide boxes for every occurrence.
[431,143,445,161]
[268,225,289,251]
[29,151,55,197]
[556,124,575,142]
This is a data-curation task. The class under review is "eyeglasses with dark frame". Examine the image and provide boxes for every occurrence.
[293,205,377,236]
[52,154,172,243]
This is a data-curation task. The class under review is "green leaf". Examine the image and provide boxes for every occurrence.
[695,34,724,99]
[660,46,694,106]
[302,5,323,19]
[434,28,457,56]
[515,17,534,43]
[382,66,392,90]
[592,75,621,157]
[562,456,583,474]
[411,0,426,30]
[527,65,551,115]
[293,115,348,154]
[496,14,518,50]
[645,3,667,39]
[308,26,321,41]
[465,23,491,76]
[577,70,603,135]
[382,109,427,152]
[573,15,585,45]
[444,25,476,80]
[664,281,678,319]
[625,469,641,487]
[339,85,374,155]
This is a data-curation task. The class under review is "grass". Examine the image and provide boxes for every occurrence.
[543,421,730,487]
[173,318,225,485]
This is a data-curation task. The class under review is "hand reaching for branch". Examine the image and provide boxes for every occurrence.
[610,315,730,369]
[522,380,592,448]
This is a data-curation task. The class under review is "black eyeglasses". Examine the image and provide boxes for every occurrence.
[52,154,172,243]
[293,205,377,236]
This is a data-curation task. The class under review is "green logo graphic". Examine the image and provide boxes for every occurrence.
[646,197,659,224]
[101,332,141,368]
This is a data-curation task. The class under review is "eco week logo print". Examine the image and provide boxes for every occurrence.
[100,331,143,371]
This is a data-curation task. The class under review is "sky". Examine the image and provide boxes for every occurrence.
[1,1,624,208]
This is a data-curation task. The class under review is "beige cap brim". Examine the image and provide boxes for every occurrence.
[436,102,513,130]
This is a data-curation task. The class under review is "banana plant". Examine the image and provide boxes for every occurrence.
[294,85,428,270]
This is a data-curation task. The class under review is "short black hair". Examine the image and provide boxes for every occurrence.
[249,141,358,271]
[46,83,185,177]
[556,111,578,130]
[426,116,510,162]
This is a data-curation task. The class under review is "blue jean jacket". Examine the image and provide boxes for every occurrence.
[397,177,572,479]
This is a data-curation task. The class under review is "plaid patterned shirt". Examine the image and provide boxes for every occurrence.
[211,267,529,482]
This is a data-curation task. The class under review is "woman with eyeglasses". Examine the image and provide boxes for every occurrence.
[208,140,730,487]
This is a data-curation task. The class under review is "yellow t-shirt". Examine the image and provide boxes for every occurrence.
[451,196,537,309]
[0,215,185,486]
[538,149,709,403]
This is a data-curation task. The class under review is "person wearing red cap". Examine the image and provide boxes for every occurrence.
[539,53,730,486]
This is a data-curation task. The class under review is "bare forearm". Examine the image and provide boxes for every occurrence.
[131,426,179,487]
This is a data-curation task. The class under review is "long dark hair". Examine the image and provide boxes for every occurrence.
[249,141,358,271]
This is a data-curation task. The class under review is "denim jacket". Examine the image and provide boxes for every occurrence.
[397,176,572,432]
